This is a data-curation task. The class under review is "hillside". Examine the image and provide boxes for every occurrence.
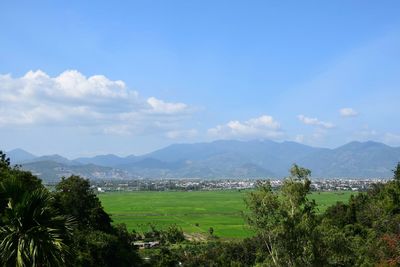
[6,140,400,181]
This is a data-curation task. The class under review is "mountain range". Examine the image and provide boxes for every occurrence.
[5,140,400,182]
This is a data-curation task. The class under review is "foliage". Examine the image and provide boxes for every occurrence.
[98,190,352,239]
[3,148,400,266]
[0,177,74,266]
[71,226,142,267]
[393,162,400,181]
[0,150,11,172]
[52,176,142,266]
[0,151,143,267]
[162,224,185,244]
[0,151,43,214]
[208,226,214,236]
[163,163,400,266]
[321,162,400,266]
[245,164,321,266]
[53,175,112,232]
[141,223,185,244]
[149,237,266,267]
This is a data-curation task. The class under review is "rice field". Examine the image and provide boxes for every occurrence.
[99,190,354,238]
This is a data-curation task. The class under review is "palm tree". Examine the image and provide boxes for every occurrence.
[0,178,75,266]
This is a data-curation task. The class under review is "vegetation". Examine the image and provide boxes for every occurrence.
[99,189,353,238]
[244,164,319,266]
[0,151,142,266]
[149,163,400,266]
[2,148,400,266]
[0,179,74,266]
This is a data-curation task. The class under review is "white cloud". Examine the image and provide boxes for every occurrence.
[383,133,400,146]
[357,129,378,138]
[351,128,400,146]
[294,134,305,143]
[297,115,335,129]
[246,115,280,129]
[0,70,191,135]
[147,97,188,114]
[340,108,358,117]
[292,128,330,146]
[208,115,283,139]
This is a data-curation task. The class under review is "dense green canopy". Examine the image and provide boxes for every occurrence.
[0,151,142,267]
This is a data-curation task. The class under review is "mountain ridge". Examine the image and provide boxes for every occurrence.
[4,140,400,181]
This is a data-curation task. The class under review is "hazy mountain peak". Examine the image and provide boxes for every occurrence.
[7,139,400,181]
[7,148,37,164]
[32,154,78,166]
[7,148,34,154]
[337,140,391,151]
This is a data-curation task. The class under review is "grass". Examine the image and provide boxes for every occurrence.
[99,190,355,239]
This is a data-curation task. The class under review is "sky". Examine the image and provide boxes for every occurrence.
[1,1,400,158]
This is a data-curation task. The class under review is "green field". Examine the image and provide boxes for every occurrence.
[99,190,355,239]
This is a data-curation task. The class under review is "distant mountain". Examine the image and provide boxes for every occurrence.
[76,154,126,167]
[297,141,400,178]
[75,154,138,167]
[4,140,400,181]
[21,160,129,183]
[111,140,321,178]
[30,154,79,166]
[7,148,37,164]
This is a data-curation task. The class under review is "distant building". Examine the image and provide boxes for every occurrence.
[133,241,160,249]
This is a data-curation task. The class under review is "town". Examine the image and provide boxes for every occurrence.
[89,178,388,193]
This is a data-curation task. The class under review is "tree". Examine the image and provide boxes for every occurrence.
[245,180,281,265]
[0,178,75,266]
[0,150,10,171]
[318,162,400,266]
[393,162,400,182]
[72,227,142,267]
[282,164,312,217]
[245,164,321,266]
[208,227,214,236]
[53,176,143,266]
[53,175,112,232]
[0,151,43,214]
[162,224,185,244]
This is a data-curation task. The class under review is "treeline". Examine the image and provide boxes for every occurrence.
[0,151,143,266]
[1,149,400,266]
[156,164,400,266]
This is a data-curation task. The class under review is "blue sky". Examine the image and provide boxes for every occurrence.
[1,1,400,157]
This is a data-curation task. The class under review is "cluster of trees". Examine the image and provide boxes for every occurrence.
[149,164,400,266]
[139,224,185,244]
[0,151,142,266]
[2,147,400,266]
